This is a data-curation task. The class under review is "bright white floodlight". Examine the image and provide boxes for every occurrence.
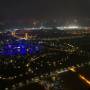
[67,25,79,29]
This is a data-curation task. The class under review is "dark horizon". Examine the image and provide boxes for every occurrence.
[0,0,90,22]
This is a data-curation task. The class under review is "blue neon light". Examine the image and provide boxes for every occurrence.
[0,41,44,56]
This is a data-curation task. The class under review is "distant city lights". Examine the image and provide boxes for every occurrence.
[66,25,79,29]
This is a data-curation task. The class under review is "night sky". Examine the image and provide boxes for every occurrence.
[0,0,90,21]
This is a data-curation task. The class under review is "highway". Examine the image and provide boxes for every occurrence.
[68,66,90,89]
